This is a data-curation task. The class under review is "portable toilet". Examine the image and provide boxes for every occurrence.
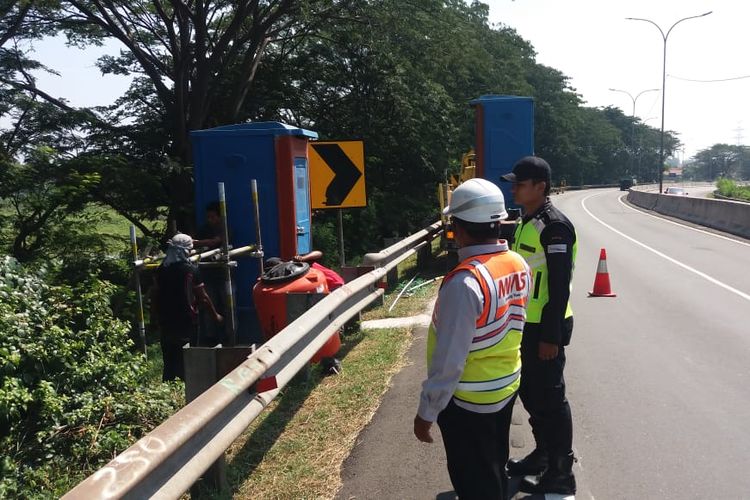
[470,95,534,209]
[190,122,318,343]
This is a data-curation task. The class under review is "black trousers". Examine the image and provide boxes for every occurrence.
[161,329,191,381]
[518,341,573,456]
[437,396,516,500]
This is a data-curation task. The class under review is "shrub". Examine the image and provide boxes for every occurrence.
[716,178,750,201]
[0,256,182,498]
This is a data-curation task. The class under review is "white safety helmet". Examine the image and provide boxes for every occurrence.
[168,232,194,250]
[443,178,508,223]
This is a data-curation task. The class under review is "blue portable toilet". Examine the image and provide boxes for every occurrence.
[470,95,534,208]
[190,122,318,344]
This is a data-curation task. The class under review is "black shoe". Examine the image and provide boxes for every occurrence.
[519,452,576,495]
[506,448,549,477]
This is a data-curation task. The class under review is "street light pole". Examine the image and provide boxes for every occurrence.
[626,11,712,194]
[608,87,659,179]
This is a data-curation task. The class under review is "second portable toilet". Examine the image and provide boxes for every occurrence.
[190,122,318,343]
[470,95,534,208]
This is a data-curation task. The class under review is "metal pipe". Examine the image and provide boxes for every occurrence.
[130,225,148,357]
[218,183,237,346]
[227,245,260,258]
[388,273,418,313]
[338,209,345,267]
[407,275,443,293]
[134,248,223,270]
[363,221,442,268]
[141,249,256,270]
[251,179,264,275]
[133,255,161,269]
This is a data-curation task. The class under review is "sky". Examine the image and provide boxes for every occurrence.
[486,0,750,160]
[25,0,750,161]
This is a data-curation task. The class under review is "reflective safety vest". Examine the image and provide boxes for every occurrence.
[512,216,577,324]
[427,251,530,410]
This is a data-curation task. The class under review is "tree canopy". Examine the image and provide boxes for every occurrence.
[1,0,680,262]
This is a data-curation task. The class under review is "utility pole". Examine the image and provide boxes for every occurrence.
[626,11,713,194]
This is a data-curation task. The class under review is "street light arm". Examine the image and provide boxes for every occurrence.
[626,17,666,40]
[609,87,635,105]
[666,11,712,39]
[635,88,660,101]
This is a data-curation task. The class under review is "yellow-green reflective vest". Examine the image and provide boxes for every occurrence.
[427,251,529,408]
[512,217,577,324]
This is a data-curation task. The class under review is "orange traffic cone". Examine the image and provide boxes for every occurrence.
[588,248,617,297]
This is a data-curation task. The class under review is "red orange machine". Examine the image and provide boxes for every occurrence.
[252,262,341,365]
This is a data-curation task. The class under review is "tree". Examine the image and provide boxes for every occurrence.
[52,0,353,231]
[237,0,537,254]
[688,144,748,181]
[525,63,584,184]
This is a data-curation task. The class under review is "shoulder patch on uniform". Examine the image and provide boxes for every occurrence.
[547,244,567,254]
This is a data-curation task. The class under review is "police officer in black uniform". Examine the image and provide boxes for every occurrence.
[501,156,577,495]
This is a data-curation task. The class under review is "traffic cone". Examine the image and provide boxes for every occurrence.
[588,248,617,297]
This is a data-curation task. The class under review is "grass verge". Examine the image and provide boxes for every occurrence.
[202,327,413,499]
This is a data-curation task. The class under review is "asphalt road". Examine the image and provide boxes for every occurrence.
[561,189,750,499]
[337,188,750,499]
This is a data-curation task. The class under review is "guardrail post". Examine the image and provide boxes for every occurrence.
[382,237,401,290]
[183,344,255,493]
[416,239,432,269]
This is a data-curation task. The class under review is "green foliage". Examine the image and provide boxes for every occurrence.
[0,257,182,497]
[686,144,749,181]
[716,178,750,201]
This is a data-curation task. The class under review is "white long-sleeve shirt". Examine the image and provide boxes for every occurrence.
[417,242,513,422]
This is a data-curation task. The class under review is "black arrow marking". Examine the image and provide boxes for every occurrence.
[312,143,362,206]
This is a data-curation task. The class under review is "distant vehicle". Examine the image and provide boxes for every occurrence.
[620,178,636,191]
[664,187,688,196]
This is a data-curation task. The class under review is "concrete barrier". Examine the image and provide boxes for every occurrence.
[627,189,750,239]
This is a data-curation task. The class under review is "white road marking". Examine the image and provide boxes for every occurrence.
[616,193,750,248]
[581,192,750,303]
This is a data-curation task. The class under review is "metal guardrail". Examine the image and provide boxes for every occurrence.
[63,221,443,500]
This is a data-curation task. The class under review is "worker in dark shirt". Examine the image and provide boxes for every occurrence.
[193,201,228,346]
[500,156,578,495]
[193,201,224,249]
[151,233,223,381]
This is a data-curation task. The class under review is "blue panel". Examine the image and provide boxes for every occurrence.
[294,157,311,254]
[471,96,534,209]
[190,121,315,343]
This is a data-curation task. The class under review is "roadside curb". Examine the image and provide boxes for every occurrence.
[361,314,431,330]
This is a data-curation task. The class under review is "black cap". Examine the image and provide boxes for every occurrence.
[500,156,551,183]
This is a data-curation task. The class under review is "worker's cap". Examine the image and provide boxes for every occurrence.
[168,232,194,250]
[500,156,551,183]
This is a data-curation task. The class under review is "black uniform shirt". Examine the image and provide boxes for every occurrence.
[523,200,576,346]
